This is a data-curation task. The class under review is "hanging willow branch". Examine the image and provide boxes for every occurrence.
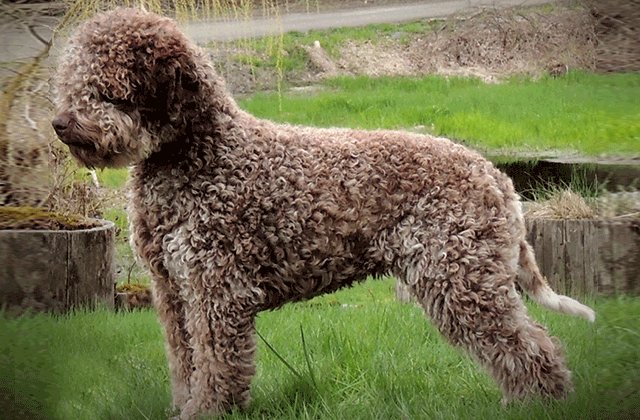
[0,0,84,200]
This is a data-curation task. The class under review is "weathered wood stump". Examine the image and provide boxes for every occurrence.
[526,218,640,297]
[396,218,640,302]
[0,220,115,315]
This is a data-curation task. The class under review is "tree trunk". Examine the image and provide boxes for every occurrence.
[0,220,115,315]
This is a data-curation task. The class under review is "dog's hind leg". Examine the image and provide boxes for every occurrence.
[404,258,573,401]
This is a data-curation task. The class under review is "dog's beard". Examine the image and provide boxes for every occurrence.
[65,138,124,169]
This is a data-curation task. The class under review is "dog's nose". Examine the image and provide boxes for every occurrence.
[52,114,71,135]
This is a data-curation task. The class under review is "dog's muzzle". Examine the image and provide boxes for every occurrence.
[52,114,73,140]
[51,113,95,151]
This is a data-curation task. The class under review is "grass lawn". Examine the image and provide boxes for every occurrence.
[240,72,640,156]
[2,278,637,420]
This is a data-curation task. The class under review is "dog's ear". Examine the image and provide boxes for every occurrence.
[149,58,201,117]
[176,64,201,93]
[165,61,201,100]
[133,27,201,113]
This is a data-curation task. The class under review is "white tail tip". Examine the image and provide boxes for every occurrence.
[558,295,596,322]
[534,287,596,322]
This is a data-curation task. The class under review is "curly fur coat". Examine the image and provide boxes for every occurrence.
[52,8,595,419]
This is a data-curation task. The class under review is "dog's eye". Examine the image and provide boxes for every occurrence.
[105,96,133,111]
[95,90,129,108]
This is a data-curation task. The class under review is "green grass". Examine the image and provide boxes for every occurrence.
[0,314,59,420]
[240,71,640,155]
[3,279,637,420]
[74,167,129,190]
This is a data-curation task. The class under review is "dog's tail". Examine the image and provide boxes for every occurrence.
[517,240,596,322]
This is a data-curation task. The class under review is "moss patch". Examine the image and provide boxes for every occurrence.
[0,207,102,230]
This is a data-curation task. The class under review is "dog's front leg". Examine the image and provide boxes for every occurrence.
[151,274,193,413]
[179,285,258,419]
[162,229,259,418]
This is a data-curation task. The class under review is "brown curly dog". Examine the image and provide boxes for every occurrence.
[52,8,595,419]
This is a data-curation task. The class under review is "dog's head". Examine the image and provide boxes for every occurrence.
[52,8,210,168]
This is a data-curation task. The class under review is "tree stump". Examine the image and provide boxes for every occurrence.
[526,218,640,296]
[0,220,115,315]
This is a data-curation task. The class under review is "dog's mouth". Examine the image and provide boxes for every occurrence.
[62,138,97,152]
[59,135,96,150]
